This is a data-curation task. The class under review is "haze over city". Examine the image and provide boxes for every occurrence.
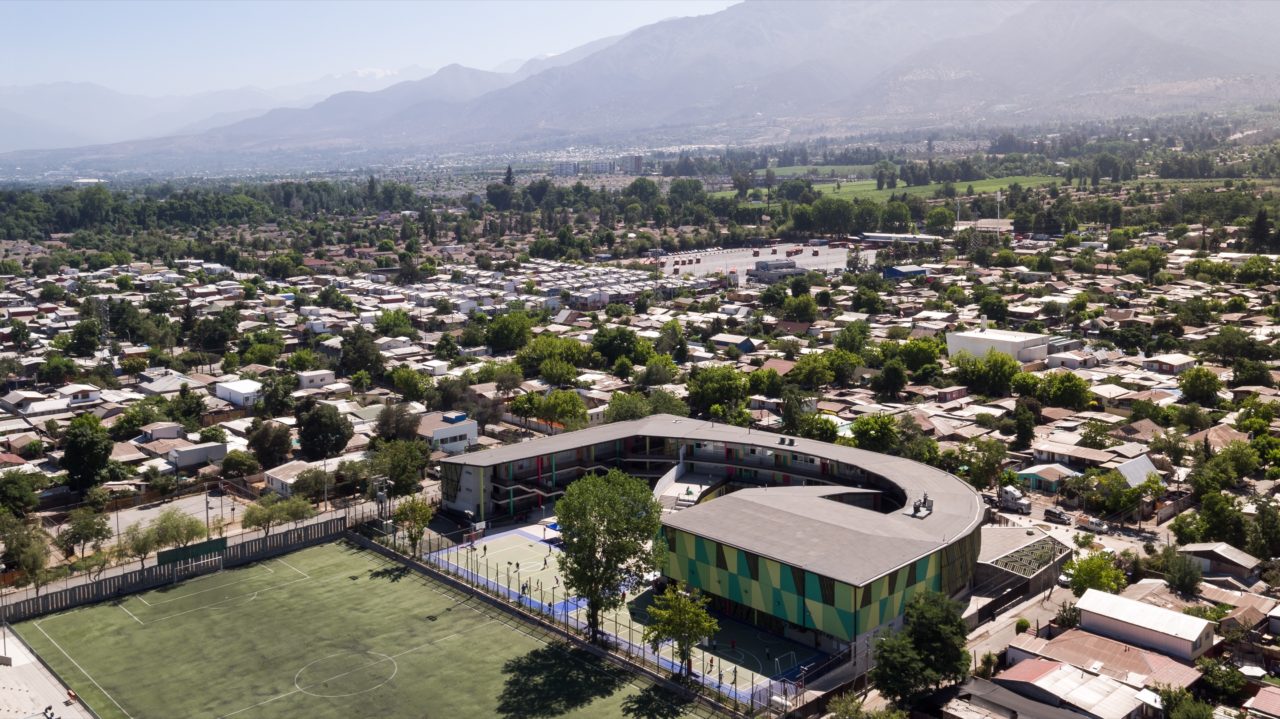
[3,3,1280,719]
[0,0,738,94]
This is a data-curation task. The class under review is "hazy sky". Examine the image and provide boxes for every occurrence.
[1,0,739,96]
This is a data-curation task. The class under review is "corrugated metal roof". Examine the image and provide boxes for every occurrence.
[1078,589,1212,642]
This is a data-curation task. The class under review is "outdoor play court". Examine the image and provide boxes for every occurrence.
[426,525,828,701]
[16,542,715,719]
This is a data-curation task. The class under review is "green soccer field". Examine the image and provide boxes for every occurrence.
[16,542,715,719]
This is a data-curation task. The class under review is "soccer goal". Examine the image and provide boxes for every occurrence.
[175,554,224,583]
[773,651,796,677]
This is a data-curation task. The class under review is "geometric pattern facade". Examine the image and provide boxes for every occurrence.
[661,525,979,642]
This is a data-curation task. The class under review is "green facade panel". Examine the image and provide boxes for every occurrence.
[662,526,976,642]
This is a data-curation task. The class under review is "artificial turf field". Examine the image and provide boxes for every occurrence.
[16,542,717,719]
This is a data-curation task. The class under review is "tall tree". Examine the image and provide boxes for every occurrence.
[1251,208,1271,249]
[642,583,719,678]
[0,469,39,516]
[55,508,111,558]
[120,521,158,567]
[61,414,113,492]
[1066,553,1126,596]
[538,389,588,432]
[370,439,429,496]
[247,420,292,470]
[556,469,663,643]
[870,592,969,706]
[151,507,207,548]
[338,326,385,378]
[870,626,926,706]
[376,403,420,442]
[1162,546,1202,595]
[243,494,282,536]
[296,402,354,461]
[393,496,435,556]
[220,450,261,479]
[1179,367,1223,407]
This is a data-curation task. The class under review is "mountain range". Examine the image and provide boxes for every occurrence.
[5,0,1280,176]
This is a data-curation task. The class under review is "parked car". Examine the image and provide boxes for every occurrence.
[1057,569,1074,587]
[1044,507,1072,525]
[1079,517,1110,534]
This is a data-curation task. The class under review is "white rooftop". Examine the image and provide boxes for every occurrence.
[951,328,1049,343]
[1077,589,1211,642]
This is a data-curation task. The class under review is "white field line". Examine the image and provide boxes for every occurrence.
[216,620,496,719]
[149,576,312,624]
[33,620,133,719]
[273,557,310,579]
[118,602,144,626]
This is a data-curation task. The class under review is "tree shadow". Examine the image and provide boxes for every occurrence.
[497,643,627,719]
[368,565,410,582]
[621,684,694,719]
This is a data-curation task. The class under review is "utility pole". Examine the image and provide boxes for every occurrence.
[0,561,6,660]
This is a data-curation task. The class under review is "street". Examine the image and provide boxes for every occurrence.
[45,490,253,543]
[994,491,1168,558]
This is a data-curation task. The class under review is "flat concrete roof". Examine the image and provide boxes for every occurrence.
[950,328,1049,343]
[445,415,984,586]
[662,485,950,587]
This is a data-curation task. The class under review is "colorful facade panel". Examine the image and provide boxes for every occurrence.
[661,525,978,642]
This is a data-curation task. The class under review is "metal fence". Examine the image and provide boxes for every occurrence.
[357,526,826,716]
[1,517,346,625]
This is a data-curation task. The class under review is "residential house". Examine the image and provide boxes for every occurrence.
[297,370,336,390]
[416,411,477,453]
[1017,463,1080,494]
[946,326,1053,363]
[1142,353,1197,375]
[214,379,263,409]
[1075,589,1214,662]
[992,659,1144,719]
[1177,543,1260,583]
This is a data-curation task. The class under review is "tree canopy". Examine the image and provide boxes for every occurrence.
[556,469,663,643]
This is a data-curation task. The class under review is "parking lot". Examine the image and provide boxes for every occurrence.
[657,244,873,279]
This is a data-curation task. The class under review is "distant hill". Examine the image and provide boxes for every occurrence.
[6,0,1280,173]
[0,67,435,153]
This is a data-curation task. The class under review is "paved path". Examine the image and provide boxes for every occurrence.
[1,624,95,719]
[967,584,1076,659]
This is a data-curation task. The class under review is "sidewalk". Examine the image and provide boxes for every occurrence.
[1,626,95,719]
[967,584,1074,659]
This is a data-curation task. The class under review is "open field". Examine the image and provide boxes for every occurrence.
[714,174,1060,203]
[17,542,712,719]
[809,175,1061,203]
[765,164,876,178]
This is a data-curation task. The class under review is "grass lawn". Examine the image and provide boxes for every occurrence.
[16,542,714,719]
[765,164,877,178]
[713,174,1060,203]
[812,175,1061,203]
